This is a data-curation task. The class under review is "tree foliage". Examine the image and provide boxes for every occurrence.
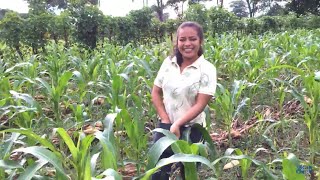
[0,0,320,53]
[0,9,12,20]
[244,0,259,17]
[207,7,238,35]
[151,0,166,22]
[71,5,104,49]
[188,0,211,5]
[24,0,99,10]
[230,0,249,18]
[0,12,24,59]
[286,0,320,16]
[53,10,72,46]
[128,7,154,43]
[266,3,287,16]
[23,12,54,53]
[166,0,187,18]
[184,4,208,31]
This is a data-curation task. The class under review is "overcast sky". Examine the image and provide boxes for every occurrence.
[0,0,231,17]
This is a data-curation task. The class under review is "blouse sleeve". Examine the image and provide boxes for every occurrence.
[198,63,217,96]
[154,57,170,88]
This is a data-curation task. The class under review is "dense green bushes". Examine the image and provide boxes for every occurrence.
[0,4,320,56]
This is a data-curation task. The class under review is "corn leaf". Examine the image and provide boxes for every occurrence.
[141,153,213,180]
[14,146,67,179]
[0,160,23,169]
[53,128,78,162]
[17,159,48,180]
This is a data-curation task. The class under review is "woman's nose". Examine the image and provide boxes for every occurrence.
[184,39,191,46]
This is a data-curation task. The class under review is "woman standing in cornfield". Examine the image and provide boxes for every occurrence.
[151,21,217,179]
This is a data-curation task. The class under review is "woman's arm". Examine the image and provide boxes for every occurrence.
[170,93,212,138]
[151,85,171,124]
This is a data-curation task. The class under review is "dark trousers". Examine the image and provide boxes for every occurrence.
[151,123,202,180]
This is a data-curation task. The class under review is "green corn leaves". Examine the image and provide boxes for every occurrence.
[144,125,218,180]
[143,154,213,180]
[281,153,305,180]
[14,146,68,179]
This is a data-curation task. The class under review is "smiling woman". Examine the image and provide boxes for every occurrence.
[151,21,217,179]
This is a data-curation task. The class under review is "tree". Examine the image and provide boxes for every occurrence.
[245,0,259,17]
[53,10,72,47]
[230,0,249,18]
[24,0,100,10]
[266,3,287,16]
[0,12,24,59]
[0,9,11,20]
[26,0,48,14]
[71,5,104,49]
[188,0,210,4]
[286,0,320,16]
[99,15,117,44]
[151,0,166,22]
[150,18,166,43]
[128,8,154,43]
[207,7,238,35]
[113,17,136,45]
[164,18,183,41]
[184,4,208,31]
[22,12,55,54]
[166,0,187,18]
[44,0,68,9]
[132,0,167,21]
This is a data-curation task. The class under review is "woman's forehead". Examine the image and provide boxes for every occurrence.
[178,27,198,37]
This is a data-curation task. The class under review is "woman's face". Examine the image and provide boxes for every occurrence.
[177,26,201,62]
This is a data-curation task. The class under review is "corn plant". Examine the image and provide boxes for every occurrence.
[210,80,249,146]
[212,148,277,179]
[0,113,120,179]
[35,71,73,125]
[142,124,218,180]
[287,72,320,164]
[270,153,315,180]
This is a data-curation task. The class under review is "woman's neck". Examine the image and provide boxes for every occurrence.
[181,56,199,66]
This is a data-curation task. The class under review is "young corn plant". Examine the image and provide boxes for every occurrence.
[3,56,39,97]
[287,72,320,164]
[210,80,249,146]
[119,108,147,176]
[212,148,277,179]
[5,91,42,128]
[270,152,315,180]
[260,64,319,164]
[142,124,218,180]
[0,113,120,179]
[35,71,73,125]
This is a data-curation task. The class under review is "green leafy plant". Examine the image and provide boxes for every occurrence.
[0,113,120,179]
[142,124,218,180]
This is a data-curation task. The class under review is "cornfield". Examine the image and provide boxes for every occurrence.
[0,29,319,179]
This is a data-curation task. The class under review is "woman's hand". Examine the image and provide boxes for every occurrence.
[170,123,181,138]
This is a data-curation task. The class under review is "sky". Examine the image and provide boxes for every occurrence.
[0,0,232,18]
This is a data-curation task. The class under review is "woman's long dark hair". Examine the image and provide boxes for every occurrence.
[173,21,204,66]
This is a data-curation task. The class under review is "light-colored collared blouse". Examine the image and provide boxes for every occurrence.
[154,55,217,125]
